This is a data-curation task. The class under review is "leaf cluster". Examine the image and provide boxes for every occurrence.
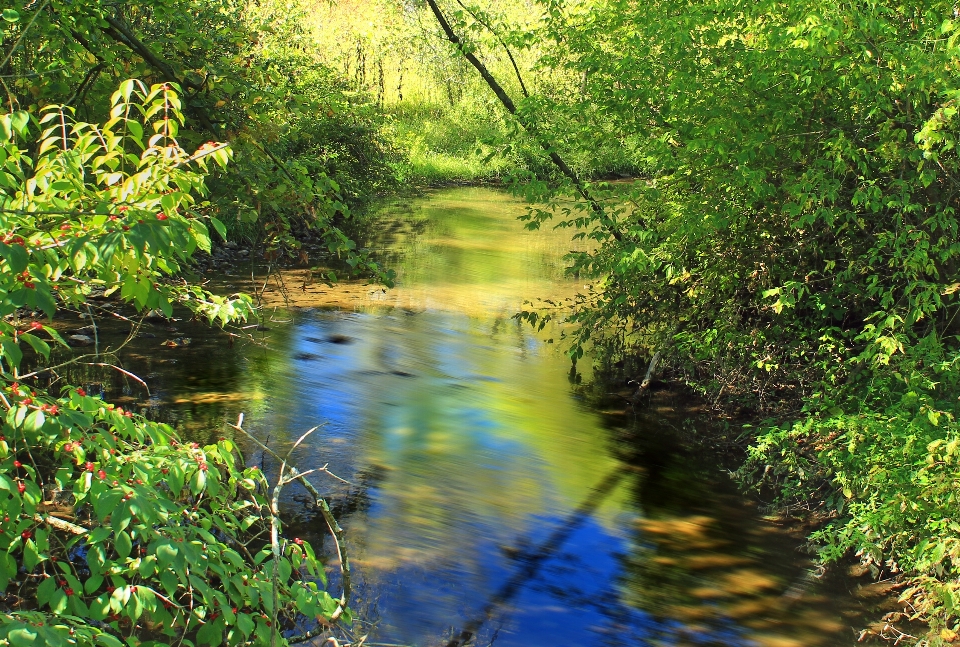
[0,84,345,646]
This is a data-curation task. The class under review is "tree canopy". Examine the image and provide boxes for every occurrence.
[421,0,960,635]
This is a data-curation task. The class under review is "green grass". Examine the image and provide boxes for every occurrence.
[382,97,645,186]
[382,100,511,184]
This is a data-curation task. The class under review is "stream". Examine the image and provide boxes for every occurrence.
[73,187,890,646]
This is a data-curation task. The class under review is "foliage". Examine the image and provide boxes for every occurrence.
[308,0,641,185]
[0,0,399,271]
[0,84,345,646]
[428,0,960,637]
[740,399,960,636]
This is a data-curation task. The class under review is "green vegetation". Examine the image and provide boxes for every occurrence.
[4,0,960,642]
[0,84,348,645]
[0,0,398,267]
[420,0,960,639]
[307,0,643,184]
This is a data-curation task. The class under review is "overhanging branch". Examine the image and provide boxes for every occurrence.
[97,14,218,132]
[424,0,623,242]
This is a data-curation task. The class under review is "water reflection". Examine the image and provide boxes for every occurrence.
[56,187,879,645]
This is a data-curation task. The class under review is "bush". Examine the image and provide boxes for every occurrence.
[0,82,348,646]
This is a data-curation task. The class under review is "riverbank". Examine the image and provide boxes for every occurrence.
[165,179,946,644]
[575,354,946,645]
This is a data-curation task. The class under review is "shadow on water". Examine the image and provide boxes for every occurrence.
[443,468,628,647]
[55,187,894,646]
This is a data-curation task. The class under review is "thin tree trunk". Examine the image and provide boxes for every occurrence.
[423,0,623,242]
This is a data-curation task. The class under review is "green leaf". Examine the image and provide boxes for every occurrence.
[196,616,222,646]
[209,217,227,240]
[8,627,37,643]
[85,573,104,595]
[49,588,68,614]
[1,340,23,369]
[115,530,132,559]
[0,241,28,272]
[190,468,206,495]
[237,613,254,637]
[160,569,179,596]
[36,574,56,605]
[19,332,50,358]
[166,465,184,496]
[23,409,45,432]
[89,593,110,621]
[2,8,20,22]
[96,633,124,647]
[23,538,39,571]
[126,120,143,141]
[10,111,30,136]
[277,557,291,583]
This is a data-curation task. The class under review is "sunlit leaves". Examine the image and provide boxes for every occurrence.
[0,84,254,329]
[0,82,337,646]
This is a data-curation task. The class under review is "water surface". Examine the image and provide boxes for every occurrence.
[73,188,885,646]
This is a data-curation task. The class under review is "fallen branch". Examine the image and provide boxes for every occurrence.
[34,513,87,536]
[639,349,662,390]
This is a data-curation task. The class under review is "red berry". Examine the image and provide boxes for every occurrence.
[30,321,42,330]
[17,482,25,494]
[199,463,208,472]
[97,470,106,480]
[85,462,94,472]
[157,213,168,221]
[76,388,86,397]
[293,538,303,545]
[23,282,34,289]
[65,587,74,596]
[13,460,21,468]
[21,398,32,405]
[21,530,31,540]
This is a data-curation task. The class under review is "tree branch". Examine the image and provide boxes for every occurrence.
[96,14,218,132]
[453,0,529,98]
[424,0,623,242]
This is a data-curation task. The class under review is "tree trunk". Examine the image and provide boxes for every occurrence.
[423,0,623,242]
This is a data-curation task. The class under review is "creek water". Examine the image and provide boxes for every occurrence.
[75,188,886,646]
